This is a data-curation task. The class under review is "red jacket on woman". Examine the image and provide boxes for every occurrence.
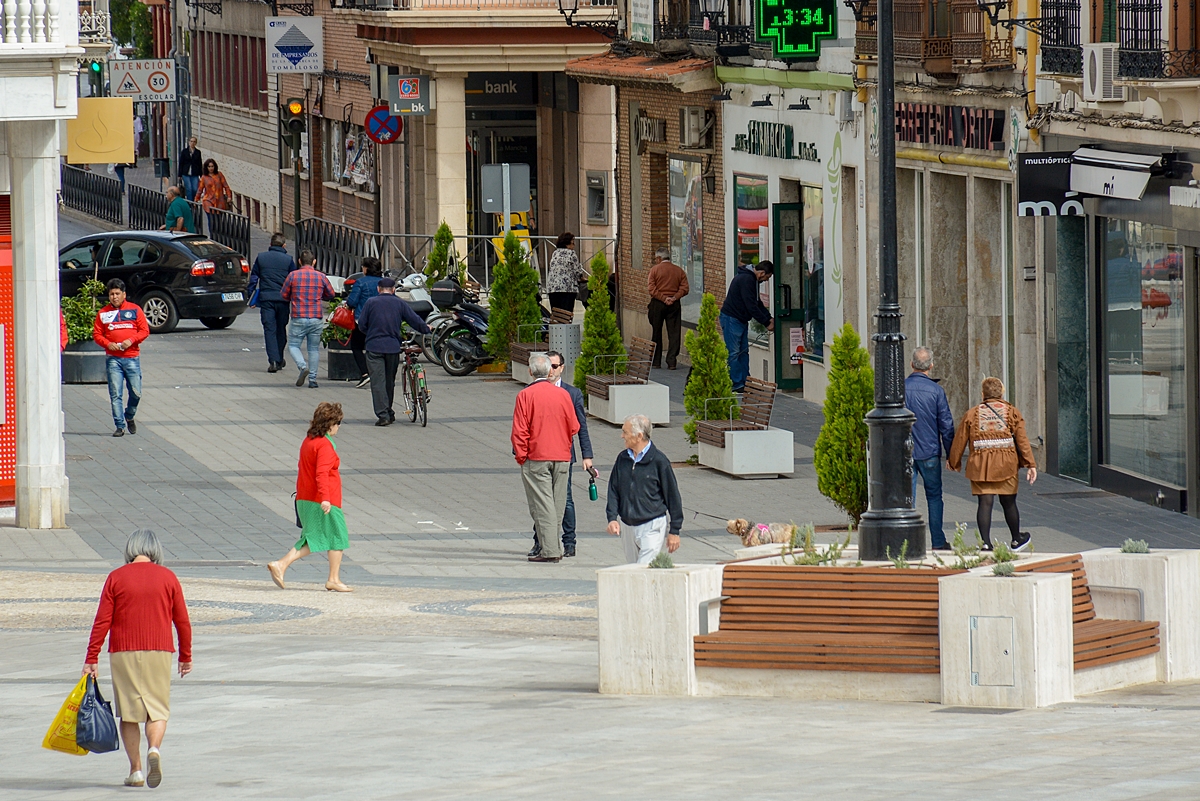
[297,435,342,507]
[86,561,192,663]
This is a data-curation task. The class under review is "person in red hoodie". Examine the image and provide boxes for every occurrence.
[84,529,192,789]
[93,278,150,437]
[511,353,579,563]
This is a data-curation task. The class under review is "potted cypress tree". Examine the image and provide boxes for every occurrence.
[813,324,874,526]
[485,231,542,369]
[61,279,108,384]
[424,221,455,284]
[574,251,624,401]
[683,292,736,444]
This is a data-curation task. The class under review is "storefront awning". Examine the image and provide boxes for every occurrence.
[1069,148,1164,201]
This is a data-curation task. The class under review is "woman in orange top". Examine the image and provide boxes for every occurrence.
[195,158,232,222]
[267,402,353,592]
[947,377,1037,553]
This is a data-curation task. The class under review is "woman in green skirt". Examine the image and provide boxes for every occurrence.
[268,402,353,592]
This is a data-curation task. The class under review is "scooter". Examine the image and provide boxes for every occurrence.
[434,301,493,377]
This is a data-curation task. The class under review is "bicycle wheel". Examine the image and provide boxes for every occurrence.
[415,365,428,427]
[416,390,427,427]
[402,363,416,423]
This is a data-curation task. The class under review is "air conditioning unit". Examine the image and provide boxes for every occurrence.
[679,106,711,148]
[1083,43,1126,102]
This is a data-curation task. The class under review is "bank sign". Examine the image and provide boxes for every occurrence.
[755,0,838,60]
[731,120,819,162]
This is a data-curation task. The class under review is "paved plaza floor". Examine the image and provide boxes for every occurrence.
[2,212,1198,797]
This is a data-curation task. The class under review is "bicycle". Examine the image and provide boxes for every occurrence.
[400,341,429,427]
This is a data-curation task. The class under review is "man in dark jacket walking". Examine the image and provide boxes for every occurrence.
[528,350,593,559]
[605,414,683,564]
[250,234,297,373]
[720,261,774,392]
[905,347,956,549]
[178,137,203,201]
[358,277,431,425]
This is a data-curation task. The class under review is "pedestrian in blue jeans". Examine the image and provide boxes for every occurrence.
[719,261,775,391]
[93,279,150,437]
[280,249,335,388]
[904,347,956,549]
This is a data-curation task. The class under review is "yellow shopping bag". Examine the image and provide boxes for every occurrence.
[42,676,90,756]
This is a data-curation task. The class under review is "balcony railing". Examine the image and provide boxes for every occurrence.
[78,9,110,43]
[331,0,613,10]
[1,0,68,44]
[1116,0,1200,78]
[856,0,1009,72]
[950,0,1012,70]
[1039,0,1082,73]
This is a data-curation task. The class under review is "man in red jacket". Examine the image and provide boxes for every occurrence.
[94,278,150,437]
[511,353,579,563]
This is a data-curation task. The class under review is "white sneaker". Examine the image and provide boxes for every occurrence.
[124,771,145,787]
[146,749,162,788]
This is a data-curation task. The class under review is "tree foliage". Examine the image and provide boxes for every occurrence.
[111,0,153,58]
[574,251,624,397]
[424,221,456,284]
[682,293,737,444]
[485,232,541,362]
[60,279,105,345]
[813,324,874,526]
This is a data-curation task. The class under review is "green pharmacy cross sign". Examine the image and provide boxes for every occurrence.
[755,0,839,59]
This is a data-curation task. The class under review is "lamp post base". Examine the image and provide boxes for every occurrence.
[858,512,927,562]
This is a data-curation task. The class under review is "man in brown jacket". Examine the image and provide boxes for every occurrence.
[646,246,689,369]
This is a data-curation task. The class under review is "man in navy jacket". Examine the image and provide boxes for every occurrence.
[529,350,594,559]
[359,277,432,425]
[250,234,297,373]
[905,347,956,549]
[720,261,774,392]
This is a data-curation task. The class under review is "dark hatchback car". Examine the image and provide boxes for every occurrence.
[59,231,251,334]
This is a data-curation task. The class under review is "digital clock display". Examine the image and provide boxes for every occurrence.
[755,0,839,60]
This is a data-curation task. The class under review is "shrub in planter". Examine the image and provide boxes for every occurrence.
[485,231,541,362]
[683,292,736,444]
[61,279,106,345]
[813,324,873,527]
[424,221,456,284]
[574,251,624,399]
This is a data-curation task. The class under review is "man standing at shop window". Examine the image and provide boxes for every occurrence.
[94,279,150,438]
[719,260,774,393]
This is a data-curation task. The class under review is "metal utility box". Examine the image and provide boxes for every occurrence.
[549,323,581,379]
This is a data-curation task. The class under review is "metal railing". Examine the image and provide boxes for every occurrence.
[205,206,252,259]
[61,165,123,226]
[461,233,616,290]
[128,184,172,232]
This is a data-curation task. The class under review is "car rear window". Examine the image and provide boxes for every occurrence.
[179,239,232,258]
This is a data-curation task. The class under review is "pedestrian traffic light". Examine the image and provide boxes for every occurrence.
[284,98,306,136]
[88,60,102,75]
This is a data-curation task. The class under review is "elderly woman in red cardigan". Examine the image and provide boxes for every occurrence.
[84,529,192,789]
[268,402,352,592]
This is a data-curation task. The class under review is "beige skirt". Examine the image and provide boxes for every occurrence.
[110,651,172,723]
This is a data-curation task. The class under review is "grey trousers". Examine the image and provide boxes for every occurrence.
[521,460,570,559]
[366,350,400,421]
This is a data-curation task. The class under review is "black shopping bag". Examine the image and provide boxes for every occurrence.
[75,676,120,753]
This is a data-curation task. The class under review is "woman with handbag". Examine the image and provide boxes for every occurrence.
[546,232,587,315]
[83,529,192,789]
[195,158,232,230]
[343,257,383,388]
[947,377,1037,552]
[268,402,353,592]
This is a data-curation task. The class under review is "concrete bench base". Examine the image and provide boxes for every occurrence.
[1075,652,1159,697]
[695,667,940,702]
[698,427,794,478]
[587,381,670,426]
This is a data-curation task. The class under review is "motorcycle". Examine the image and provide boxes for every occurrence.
[434,301,493,376]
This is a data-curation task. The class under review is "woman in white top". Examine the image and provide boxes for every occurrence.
[545,232,587,315]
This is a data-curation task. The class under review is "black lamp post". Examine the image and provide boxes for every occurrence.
[556,0,620,37]
[697,0,727,27]
[856,0,927,562]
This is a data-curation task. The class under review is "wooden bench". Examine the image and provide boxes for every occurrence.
[695,377,776,448]
[1014,554,1160,670]
[585,336,655,401]
[694,564,965,674]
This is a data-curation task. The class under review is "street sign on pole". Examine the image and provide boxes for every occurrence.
[364,105,402,145]
[388,75,431,116]
[481,163,531,224]
[110,59,177,102]
[266,17,324,73]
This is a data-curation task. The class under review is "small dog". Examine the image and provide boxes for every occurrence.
[727,519,795,548]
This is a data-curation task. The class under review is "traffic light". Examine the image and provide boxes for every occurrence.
[284,98,306,136]
[87,60,103,95]
[89,60,102,76]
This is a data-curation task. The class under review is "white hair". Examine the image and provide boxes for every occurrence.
[912,347,933,371]
[654,246,671,261]
[124,528,164,564]
[529,353,551,379]
[624,414,653,441]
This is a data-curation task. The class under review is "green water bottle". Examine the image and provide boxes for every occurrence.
[587,466,599,501]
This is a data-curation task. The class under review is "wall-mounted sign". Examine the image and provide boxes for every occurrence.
[629,0,653,43]
[633,114,667,154]
[389,75,430,115]
[1017,152,1083,216]
[265,17,323,74]
[465,72,536,106]
[895,103,1005,151]
[110,59,175,102]
[731,120,818,162]
[755,0,838,60]
[1070,148,1161,201]
[364,105,402,145]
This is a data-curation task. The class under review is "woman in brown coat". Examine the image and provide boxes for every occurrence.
[947,377,1037,552]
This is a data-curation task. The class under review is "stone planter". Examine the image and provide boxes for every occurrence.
[61,340,107,384]
[698,427,794,478]
[587,381,670,426]
[325,338,359,381]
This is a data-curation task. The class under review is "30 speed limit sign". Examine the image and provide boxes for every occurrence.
[111,59,176,102]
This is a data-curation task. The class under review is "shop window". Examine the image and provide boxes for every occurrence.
[323,121,377,193]
[1101,219,1186,487]
[801,185,824,360]
[1055,216,1091,482]
[669,157,704,324]
[734,174,767,266]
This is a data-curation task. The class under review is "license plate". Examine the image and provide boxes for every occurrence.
[222,292,244,302]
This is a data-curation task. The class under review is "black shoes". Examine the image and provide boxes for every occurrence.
[375,417,392,427]
[981,542,995,552]
[308,382,319,389]
[529,544,575,558]
[528,555,562,563]
[667,362,677,370]
[356,375,371,388]
[932,542,953,551]
[564,545,576,558]
[127,419,136,435]
[268,363,279,374]
[295,368,309,387]
[1012,532,1032,552]
[388,411,396,423]
[112,428,125,438]
[528,545,541,558]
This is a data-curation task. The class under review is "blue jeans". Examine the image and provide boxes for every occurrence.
[912,456,947,547]
[181,175,199,201]
[288,317,324,382]
[259,300,290,365]
[106,356,142,430]
[720,313,750,390]
[532,463,576,549]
